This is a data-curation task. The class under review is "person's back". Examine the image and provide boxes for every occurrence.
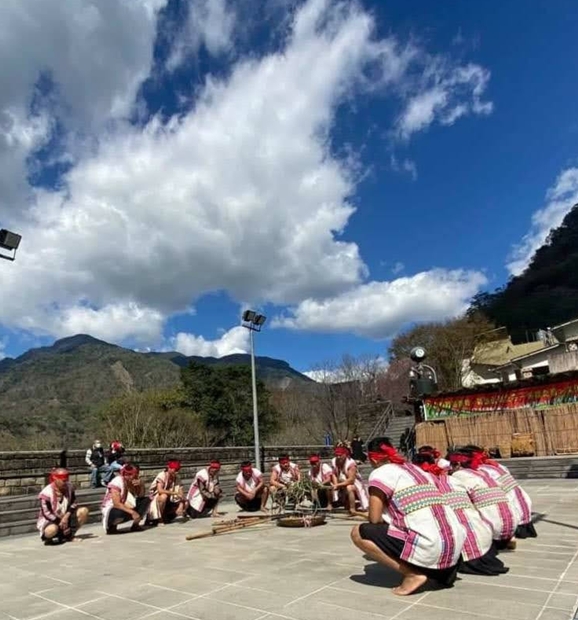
[369,461,465,569]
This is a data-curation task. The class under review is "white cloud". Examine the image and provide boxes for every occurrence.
[507,167,578,276]
[166,0,236,70]
[170,326,249,357]
[0,0,166,213]
[274,269,487,338]
[391,261,405,275]
[0,0,492,346]
[397,62,492,139]
[0,339,6,361]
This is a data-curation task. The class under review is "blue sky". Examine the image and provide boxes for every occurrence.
[1,0,578,372]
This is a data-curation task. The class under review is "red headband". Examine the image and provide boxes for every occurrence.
[121,464,138,477]
[167,460,181,471]
[334,446,349,457]
[49,469,69,482]
[209,461,221,470]
[368,444,405,465]
[448,454,469,465]
[416,461,444,477]
[279,457,290,465]
[471,450,498,467]
[309,455,320,464]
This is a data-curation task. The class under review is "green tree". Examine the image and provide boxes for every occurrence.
[98,387,206,448]
[470,203,578,337]
[180,362,278,445]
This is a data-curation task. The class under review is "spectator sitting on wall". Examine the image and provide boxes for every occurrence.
[103,441,126,484]
[85,440,108,488]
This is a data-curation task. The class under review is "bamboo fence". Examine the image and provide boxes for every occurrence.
[415,403,578,457]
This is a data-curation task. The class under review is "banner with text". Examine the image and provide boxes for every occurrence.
[423,378,578,420]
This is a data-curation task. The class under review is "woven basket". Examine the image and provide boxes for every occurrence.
[276,515,326,528]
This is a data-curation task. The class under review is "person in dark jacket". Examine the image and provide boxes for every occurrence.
[85,440,108,488]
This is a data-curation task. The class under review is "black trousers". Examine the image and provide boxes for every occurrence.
[105,497,150,532]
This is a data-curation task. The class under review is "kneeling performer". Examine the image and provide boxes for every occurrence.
[307,454,335,509]
[235,461,269,512]
[148,460,187,525]
[37,468,89,544]
[350,437,465,596]
[187,460,222,518]
[101,464,150,534]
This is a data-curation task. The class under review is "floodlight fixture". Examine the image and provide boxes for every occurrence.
[0,229,22,262]
[410,346,427,363]
[254,314,267,327]
[243,309,257,323]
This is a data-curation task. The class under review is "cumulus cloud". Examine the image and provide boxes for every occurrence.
[0,0,166,213]
[0,0,491,345]
[274,269,487,338]
[507,167,578,276]
[170,326,249,357]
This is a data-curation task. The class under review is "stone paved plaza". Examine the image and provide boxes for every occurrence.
[1,480,578,620]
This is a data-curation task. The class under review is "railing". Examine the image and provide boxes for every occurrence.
[365,401,395,443]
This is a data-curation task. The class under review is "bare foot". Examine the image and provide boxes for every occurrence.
[71,536,84,543]
[506,538,517,550]
[393,574,427,596]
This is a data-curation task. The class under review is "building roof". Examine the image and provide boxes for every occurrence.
[552,317,578,333]
[471,338,547,367]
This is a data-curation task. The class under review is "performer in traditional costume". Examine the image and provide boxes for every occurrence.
[147,460,187,525]
[307,454,336,509]
[413,451,508,576]
[235,461,268,512]
[101,463,150,534]
[417,445,451,471]
[464,445,536,539]
[270,455,300,489]
[448,451,519,550]
[270,455,301,508]
[350,437,465,596]
[187,460,222,518]
[332,445,369,514]
[37,468,89,544]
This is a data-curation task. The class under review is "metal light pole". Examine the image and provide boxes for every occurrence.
[0,229,22,262]
[242,310,267,470]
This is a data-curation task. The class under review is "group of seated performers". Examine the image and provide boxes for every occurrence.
[37,439,537,600]
[350,437,537,596]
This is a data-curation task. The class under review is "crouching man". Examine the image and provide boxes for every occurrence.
[101,464,151,534]
[187,460,223,518]
[148,460,188,525]
[235,461,269,512]
[37,468,89,544]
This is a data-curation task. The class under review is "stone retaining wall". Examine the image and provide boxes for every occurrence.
[0,445,331,496]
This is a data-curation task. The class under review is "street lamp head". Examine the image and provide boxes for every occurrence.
[410,346,427,363]
[0,229,22,262]
[242,310,257,323]
[254,314,267,326]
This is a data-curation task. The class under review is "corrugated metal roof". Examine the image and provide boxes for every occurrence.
[471,338,547,367]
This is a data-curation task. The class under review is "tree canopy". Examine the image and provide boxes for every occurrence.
[180,361,278,445]
[470,203,578,339]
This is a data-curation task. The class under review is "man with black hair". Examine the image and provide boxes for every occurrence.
[235,461,268,512]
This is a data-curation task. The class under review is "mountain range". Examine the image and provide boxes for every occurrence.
[0,334,311,447]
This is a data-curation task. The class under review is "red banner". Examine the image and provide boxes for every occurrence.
[423,378,578,420]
